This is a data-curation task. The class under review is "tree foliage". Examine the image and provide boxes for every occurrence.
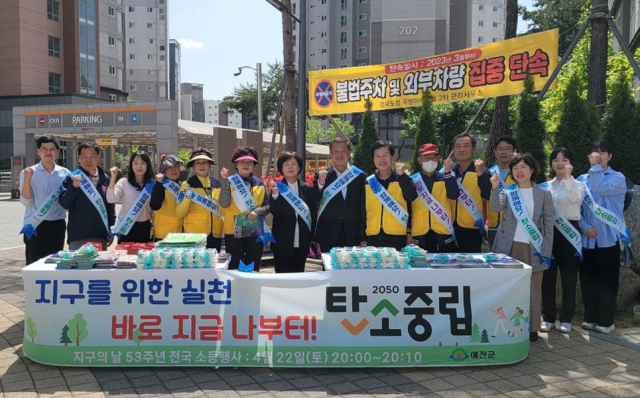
[602,73,640,184]
[306,117,355,145]
[409,91,437,174]
[68,313,89,347]
[352,99,379,175]
[515,75,548,182]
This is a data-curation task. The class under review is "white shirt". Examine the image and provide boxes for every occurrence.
[513,187,534,244]
[548,177,585,221]
[272,180,301,248]
[107,178,152,223]
[19,162,69,221]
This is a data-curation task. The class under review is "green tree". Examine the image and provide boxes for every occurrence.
[555,74,600,175]
[602,73,640,184]
[68,313,89,347]
[409,91,437,174]
[26,317,37,343]
[352,99,379,175]
[515,75,548,182]
[480,329,490,343]
[469,323,482,343]
[60,324,72,346]
[306,117,355,144]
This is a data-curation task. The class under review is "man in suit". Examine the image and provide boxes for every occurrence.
[312,137,367,252]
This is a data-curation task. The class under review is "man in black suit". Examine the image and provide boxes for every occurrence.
[312,137,367,252]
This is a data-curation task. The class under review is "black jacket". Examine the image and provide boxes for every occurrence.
[59,166,116,242]
[270,179,315,257]
[312,166,366,250]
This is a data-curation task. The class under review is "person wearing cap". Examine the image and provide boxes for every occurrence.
[364,140,417,250]
[411,143,459,252]
[219,146,270,271]
[175,148,224,250]
[150,154,186,240]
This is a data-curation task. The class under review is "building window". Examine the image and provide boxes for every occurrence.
[340,64,348,68]
[48,36,61,58]
[478,36,484,43]
[321,0,327,4]
[321,32,327,37]
[292,3,296,14]
[341,15,348,26]
[129,84,137,91]
[340,31,348,43]
[147,85,155,91]
[47,0,60,21]
[109,65,116,75]
[341,0,347,10]
[146,38,153,44]
[358,46,367,53]
[358,62,367,66]
[493,22,498,27]
[129,53,136,60]
[108,36,116,46]
[108,6,115,16]
[49,73,61,93]
[147,7,153,12]
[340,48,348,59]
[160,55,165,60]
[160,15,165,20]
[359,13,367,20]
[148,70,155,75]
[129,69,137,75]
[493,38,498,42]
[159,8,164,14]
[321,65,327,70]
[321,48,327,53]
[493,6,498,11]
[321,15,327,21]
[147,54,153,60]
[108,94,117,101]
[147,23,153,28]
[478,21,484,27]
[358,30,367,37]
[129,38,136,44]
[359,0,367,3]
[159,45,165,51]
[129,22,135,28]
[479,5,484,10]
[128,6,135,12]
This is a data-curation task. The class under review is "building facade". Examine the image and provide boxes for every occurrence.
[99,0,127,101]
[204,100,243,128]
[180,83,204,122]
[169,39,181,101]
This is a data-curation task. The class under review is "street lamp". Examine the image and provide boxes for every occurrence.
[265,0,307,168]
[234,63,263,135]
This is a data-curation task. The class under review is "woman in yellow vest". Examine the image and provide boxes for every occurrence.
[150,154,185,240]
[364,140,417,250]
[219,146,269,271]
[175,148,224,250]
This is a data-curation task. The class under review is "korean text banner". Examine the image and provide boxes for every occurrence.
[23,261,531,367]
[308,29,559,116]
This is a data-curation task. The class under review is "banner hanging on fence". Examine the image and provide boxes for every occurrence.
[308,29,559,116]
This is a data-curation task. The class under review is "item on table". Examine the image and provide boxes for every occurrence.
[116,255,138,269]
[155,233,208,248]
[402,245,430,267]
[94,252,122,268]
[490,256,524,268]
[482,253,500,262]
[136,247,218,269]
[455,253,474,262]
[433,253,451,263]
[54,245,99,269]
[329,247,410,269]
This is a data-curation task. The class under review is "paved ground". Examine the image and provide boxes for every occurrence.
[2,194,640,397]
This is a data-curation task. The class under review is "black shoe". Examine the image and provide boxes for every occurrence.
[529,332,538,342]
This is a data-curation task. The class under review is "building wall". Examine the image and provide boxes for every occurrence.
[169,39,180,101]
[124,0,168,101]
[469,0,506,46]
[98,0,126,101]
[180,83,204,122]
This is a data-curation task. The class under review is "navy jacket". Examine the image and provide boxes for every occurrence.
[59,166,116,242]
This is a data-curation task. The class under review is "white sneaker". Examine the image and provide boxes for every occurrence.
[581,322,596,330]
[540,321,554,332]
[594,324,616,334]
[559,322,572,333]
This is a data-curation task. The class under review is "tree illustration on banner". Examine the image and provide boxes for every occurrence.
[60,324,72,346]
[67,313,88,346]
[469,323,482,343]
[26,317,37,343]
[481,329,490,343]
[132,329,143,346]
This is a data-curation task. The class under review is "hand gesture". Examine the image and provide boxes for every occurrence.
[155,173,164,183]
[443,156,454,173]
[490,173,500,190]
[23,167,34,181]
[564,163,574,178]
[395,162,406,175]
[318,169,328,186]
[110,166,120,178]
[220,167,229,180]
[72,175,82,188]
[586,227,598,238]
[248,211,258,221]
[268,179,278,194]
[588,152,601,166]
[474,159,485,174]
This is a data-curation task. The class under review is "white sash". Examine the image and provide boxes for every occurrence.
[538,181,582,259]
[113,182,154,237]
[317,166,364,221]
[410,173,456,238]
[577,175,632,242]
[456,177,484,231]
[162,177,181,199]
[20,171,69,240]
[228,173,274,244]
[276,181,312,231]
[505,184,549,266]
[177,185,224,219]
[490,165,507,191]
[366,174,409,227]
[71,169,110,234]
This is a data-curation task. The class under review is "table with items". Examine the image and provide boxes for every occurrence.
[22,239,532,367]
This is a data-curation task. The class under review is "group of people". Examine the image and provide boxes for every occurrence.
[20,133,629,342]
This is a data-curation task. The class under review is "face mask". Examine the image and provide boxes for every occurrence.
[422,161,438,173]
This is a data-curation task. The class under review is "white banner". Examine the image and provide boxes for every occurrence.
[22,260,531,367]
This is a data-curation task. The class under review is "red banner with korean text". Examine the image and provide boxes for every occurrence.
[308,29,559,116]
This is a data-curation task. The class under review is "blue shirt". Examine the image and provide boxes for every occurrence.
[19,162,70,222]
[579,164,626,249]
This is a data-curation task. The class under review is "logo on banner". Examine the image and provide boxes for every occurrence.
[314,80,334,108]
[449,348,469,362]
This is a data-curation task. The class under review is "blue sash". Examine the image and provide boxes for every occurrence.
[456,178,484,233]
[317,166,364,222]
[490,165,507,191]
[229,173,275,244]
[505,185,550,267]
[162,177,181,199]
[112,182,154,237]
[410,173,456,239]
[276,181,312,231]
[20,171,69,240]
[577,175,632,243]
[71,169,110,234]
[366,174,409,227]
[177,186,224,219]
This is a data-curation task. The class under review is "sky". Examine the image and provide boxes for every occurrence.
[169,0,537,102]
